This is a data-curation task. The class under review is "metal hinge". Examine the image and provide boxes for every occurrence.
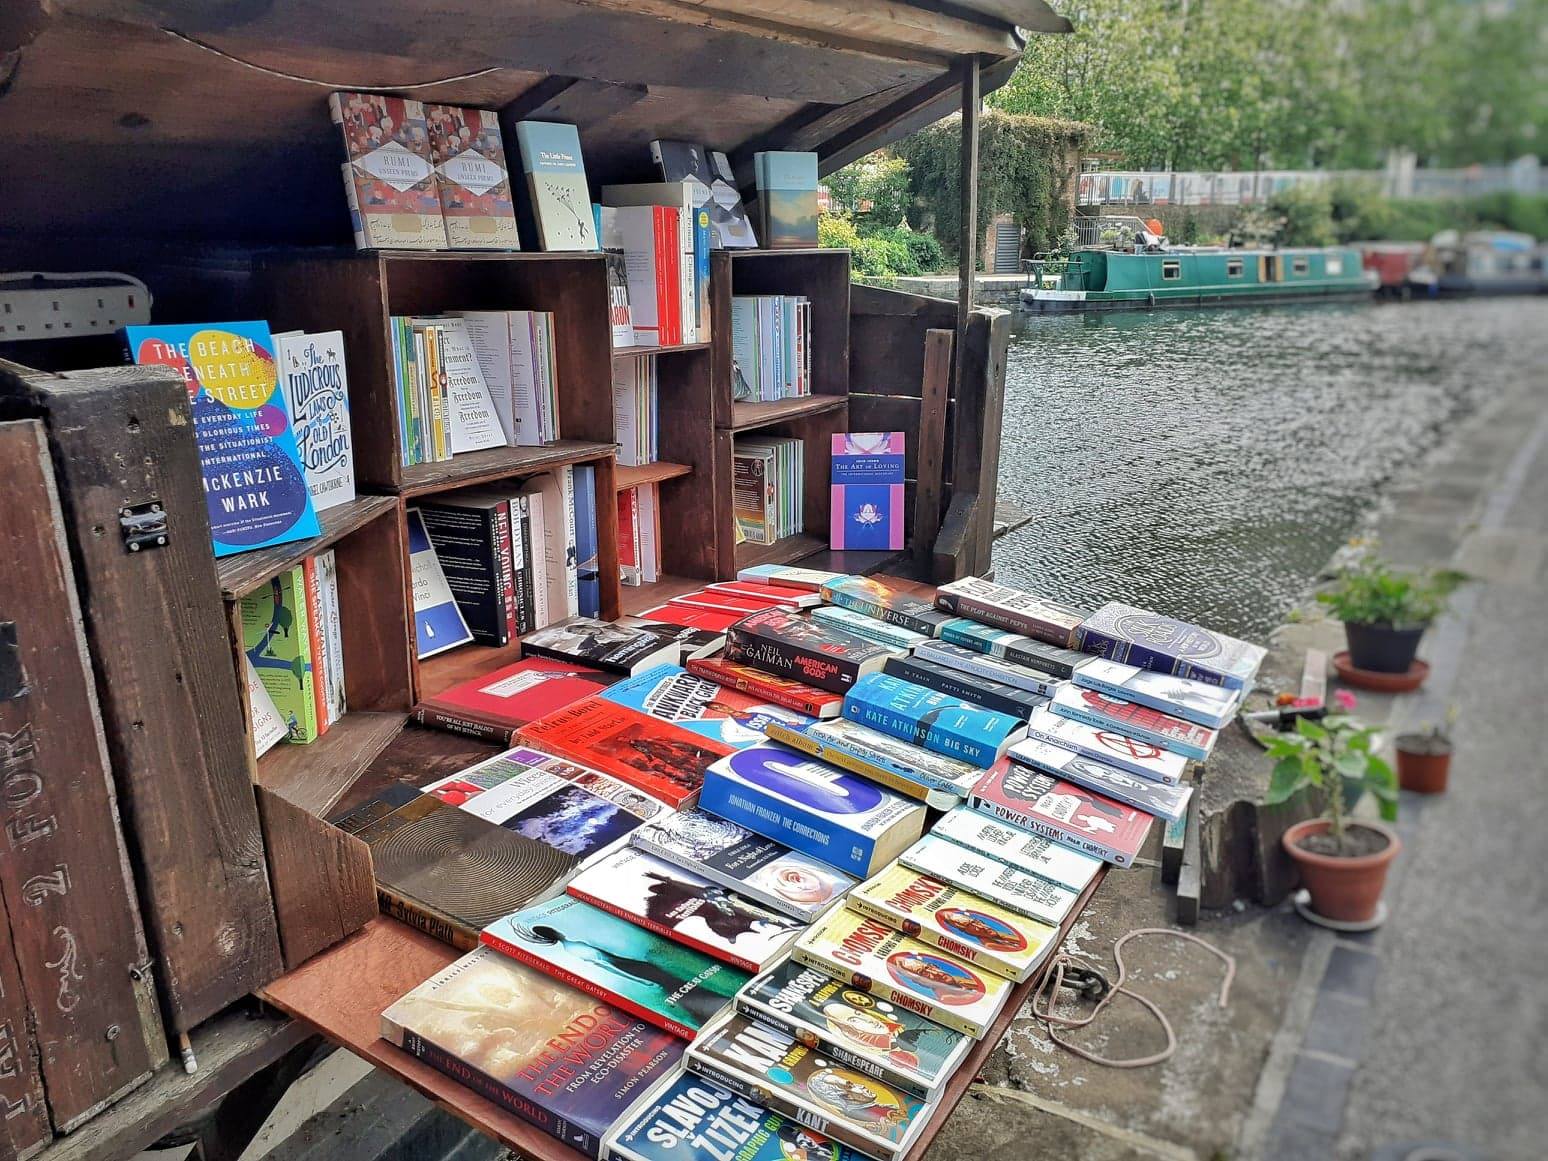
[119,502,168,553]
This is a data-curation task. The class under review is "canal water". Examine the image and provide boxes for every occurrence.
[991,297,1548,638]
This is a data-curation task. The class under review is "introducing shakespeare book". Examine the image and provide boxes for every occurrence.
[631,809,855,922]
[793,908,1013,1039]
[896,835,1077,929]
[1075,602,1266,690]
[934,577,1086,648]
[413,656,616,744]
[602,663,814,749]
[842,672,1027,768]
[523,616,680,676]
[819,576,949,639]
[381,947,683,1158]
[937,618,1091,679]
[930,807,1102,894]
[686,657,843,720]
[1021,707,1189,784]
[735,959,970,1100]
[1009,737,1194,822]
[1050,683,1219,762]
[971,758,1153,867]
[482,895,748,1039]
[1073,657,1243,729]
[724,609,892,695]
[762,718,981,804]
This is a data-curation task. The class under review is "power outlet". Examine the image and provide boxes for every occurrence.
[0,272,153,341]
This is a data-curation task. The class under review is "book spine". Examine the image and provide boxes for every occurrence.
[694,209,711,342]
[560,467,579,618]
[732,998,933,1100]
[845,892,1025,983]
[480,930,695,1040]
[844,693,998,768]
[939,591,1076,648]
[917,644,1058,695]
[821,587,941,638]
[376,885,480,949]
[1074,672,1228,729]
[882,657,1042,720]
[968,795,1128,867]
[319,552,347,724]
[566,885,760,974]
[511,494,535,634]
[811,608,915,651]
[410,705,520,746]
[787,943,981,1039]
[1051,700,1208,762]
[301,558,331,736]
[653,207,678,346]
[699,772,874,879]
[685,660,836,719]
[490,500,519,644]
[761,723,935,802]
[418,505,508,647]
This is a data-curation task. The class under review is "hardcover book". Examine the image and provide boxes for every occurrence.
[736,564,845,592]
[934,577,1086,649]
[381,947,684,1159]
[1007,738,1194,822]
[913,640,1062,697]
[125,321,321,556]
[651,139,759,249]
[881,654,1048,721]
[631,809,853,923]
[513,120,599,251]
[724,608,892,695]
[603,1069,871,1161]
[518,696,731,809]
[522,616,680,676]
[842,672,1027,769]
[829,433,904,551]
[425,104,520,250]
[753,152,819,249]
[1050,683,1219,763]
[406,509,474,658]
[818,577,949,639]
[413,656,614,745]
[1075,602,1267,690]
[1021,706,1188,784]
[482,895,748,1039]
[330,91,446,250]
[700,744,926,878]
[1073,657,1244,729]
[849,863,1058,983]
[686,1013,931,1161]
[792,907,1013,1038]
[735,960,970,1100]
[602,664,814,750]
[811,606,925,653]
[706,581,821,610]
[240,567,320,743]
[930,807,1102,893]
[567,847,805,972]
[938,618,1091,679]
[896,835,1077,929]
[971,758,1154,867]
[639,603,743,635]
[273,330,355,512]
[686,657,844,720]
[762,719,980,804]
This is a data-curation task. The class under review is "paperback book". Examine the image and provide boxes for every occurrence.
[413,656,615,745]
[240,567,320,743]
[1050,683,1219,763]
[1075,602,1267,690]
[330,92,445,250]
[1008,737,1194,822]
[934,577,1086,648]
[424,104,520,250]
[639,603,743,636]
[881,654,1048,721]
[381,947,684,1159]
[244,655,288,757]
[971,758,1154,868]
[849,863,1058,983]
[632,809,854,922]
[736,564,846,592]
[897,834,1077,929]
[829,433,904,551]
[1073,657,1244,729]
[792,907,1014,1039]
[724,609,892,695]
[686,1013,931,1161]
[930,807,1102,893]
[513,120,598,251]
[913,640,1063,697]
[567,847,805,973]
[938,618,1091,679]
[811,606,925,653]
[651,139,760,249]
[273,330,355,512]
[417,494,515,647]
[482,895,748,1039]
[406,509,474,658]
[623,619,727,664]
[686,657,844,720]
[602,664,814,750]
[706,581,821,609]
[843,672,1027,769]
[735,959,971,1100]
[1021,706,1188,784]
[700,744,926,878]
[818,576,949,639]
[753,152,819,249]
[522,616,680,676]
[762,718,981,803]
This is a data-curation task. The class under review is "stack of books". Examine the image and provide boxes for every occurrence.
[601,186,710,347]
[730,294,811,401]
[733,437,804,545]
[611,354,659,467]
[458,310,562,448]
[239,553,346,748]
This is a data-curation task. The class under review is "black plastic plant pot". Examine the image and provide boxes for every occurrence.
[1343,621,1426,674]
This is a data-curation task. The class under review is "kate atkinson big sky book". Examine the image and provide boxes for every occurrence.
[381,946,684,1159]
[126,322,320,557]
[830,433,904,551]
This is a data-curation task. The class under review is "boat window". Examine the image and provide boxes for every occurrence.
[1326,255,1344,276]
[1226,259,1244,277]
[1292,257,1310,276]
[1162,260,1182,281]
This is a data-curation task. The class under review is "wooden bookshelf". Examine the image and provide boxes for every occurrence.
[613,341,712,359]
[613,460,692,490]
[618,573,710,616]
[398,439,617,497]
[728,393,847,432]
[216,495,399,601]
[733,531,830,572]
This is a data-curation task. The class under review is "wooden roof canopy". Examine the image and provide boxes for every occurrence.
[0,0,1068,247]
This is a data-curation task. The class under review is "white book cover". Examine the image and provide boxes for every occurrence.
[519,485,550,628]
[245,655,288,756]
[435,318,507,453]
[455,312,517,446]
[1073,657,1243,729]
[275,330,356,512]
[898,834,1078,928]
[637,482,660,583]
[522,471,575,624]
[612,357,644,468]
[930,806,1102,893]
[1008,736,1194,822]
[406,509,474,658]
[532,313,560,442]
[609,204,667,345]
[316,549,347,724]
[601,184,697,343]
[1021,707,1188,784]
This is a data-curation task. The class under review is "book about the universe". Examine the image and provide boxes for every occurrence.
[819,576,949,638]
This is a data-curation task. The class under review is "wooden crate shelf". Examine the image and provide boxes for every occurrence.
[216,495,398,600]
[619,573,710,616]
[728,393,847,432]
[733,531,829,572]
[255,710,407,818]
[613,460,692,490]
[399,440,617,498]
[415,638,525,704]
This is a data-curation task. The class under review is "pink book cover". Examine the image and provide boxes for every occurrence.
[830,432,905,551]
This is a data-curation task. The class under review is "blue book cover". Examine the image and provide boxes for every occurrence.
[753,151,818,248]
[513,120,598,251]
[1076,602,1266,690]
[124,321,320,557]
[694,208,712,340]
[843,672,1026,769]
[407,509,474,658]
[829,433,904,551]
[763,718,981,799]
[602,664,813,748]
[574,463,600,617]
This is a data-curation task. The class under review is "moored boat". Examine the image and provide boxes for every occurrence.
[1406,230,1545,297]
[1356,242,1427,299]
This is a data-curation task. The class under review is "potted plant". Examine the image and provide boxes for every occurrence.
[1266,692,1401,923]
[1394,718,1453,794]
[1317,553,1464,673]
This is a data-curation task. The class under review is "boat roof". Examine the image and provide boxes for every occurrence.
[0,0,1069,246]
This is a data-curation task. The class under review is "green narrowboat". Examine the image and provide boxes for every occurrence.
[1021,246,1378,312]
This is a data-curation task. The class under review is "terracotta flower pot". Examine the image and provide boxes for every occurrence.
[1342,621,1426,674]
[1282,818,1400,924]
[1395,734,1452,794]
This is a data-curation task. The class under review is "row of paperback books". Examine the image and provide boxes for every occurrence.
[730,294,812,401]
[240,552,346,748]
[600,187,710,348]
[617,483,662,587]
[612,355,659,467]
[733,437,804,545]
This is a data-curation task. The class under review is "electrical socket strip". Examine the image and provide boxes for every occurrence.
[0,272,152,341]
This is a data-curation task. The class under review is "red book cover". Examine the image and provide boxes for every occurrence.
[706,580,820,609]
[686,656,844,719]
[413,656,615,744]
[657,206,681,346]
[638,602,743,633]
[669,591,773,617]
[301,557,331,736]
[517,697,732,808]
[617,488,640,584]
[1056,685,1216,754]
[971,758,1151,867]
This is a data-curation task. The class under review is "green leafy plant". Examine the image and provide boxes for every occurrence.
[1264,697,1399,851]
[1316,555,1465,626]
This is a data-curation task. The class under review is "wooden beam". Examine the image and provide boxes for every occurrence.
[501,77,649,128]
[955,53,981,399]
[913,329,952,570]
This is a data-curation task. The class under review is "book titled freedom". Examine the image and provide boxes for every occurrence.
[1021,707,1189,784]
[971,758,1154,867]
[1050,683,1219,763]
[843,672,1026,768]
[762,718,981,804]
[829,432,904,551]
[898,835,1077,929]
[1076,602,1267,690]
[1007,737,1194,822]
[819,576,950,639]
[931,807,1103,893]
[935,577,1086,648]
[1073,657,1244,729]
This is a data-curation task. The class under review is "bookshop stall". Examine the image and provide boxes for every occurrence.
[0,5,1292,1161]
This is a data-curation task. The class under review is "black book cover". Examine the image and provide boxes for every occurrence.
[882,654,1048,719]
[417,498,508,646]
[511,493,536,634]
[723,607,889,694]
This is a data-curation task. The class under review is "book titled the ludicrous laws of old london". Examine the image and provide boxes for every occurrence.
[897,835,1077,929]
[601,1068,873,1161]
[601,663,814,750]
[761,718,981,803]
[1021,706,1189,784]
[934,576,1086,648]
[724,608,893,695]
[686,1012,933,1161]
[881,653,1049,721]
[930,807,1103,894]
[1073,657,1244,729]
[793,907,1013,1039]
[482,895,748,1040]
[1075,601,1267,690]
[843,672,1027,768]
[686,657,843,720]
[848,862,1057,983]
[971,758,1154,867]
[631,809,855,922]
[937,617,1091,679]
[819,576,950,638]
[735,959,971,1100]
[700,744,926,878]
[1050,683,1219,763]
[380,947,684,1159]
[912,639,1063,697]
[1008,736,1194,822]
